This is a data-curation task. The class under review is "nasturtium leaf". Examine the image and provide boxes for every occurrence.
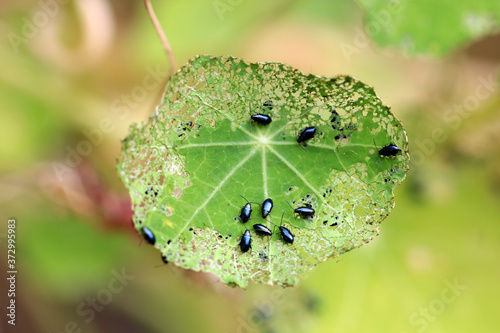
[356,0,500,56]
[117,55,409,287]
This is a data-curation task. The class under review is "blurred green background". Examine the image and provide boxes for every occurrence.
[1,0,499,332]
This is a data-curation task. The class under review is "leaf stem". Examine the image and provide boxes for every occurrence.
[144,0,177,78]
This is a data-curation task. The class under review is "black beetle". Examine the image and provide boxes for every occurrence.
[238,196,252,223]
[239,230,252,252]
[253,223,273,236]
[270,213,295,244]
[140,226,156,245]
[286,200,315,219]
[295,206,315,219]
[278,226,294,244]
[297,126,317,143]
[378,143,401,157]
[251,113,272,125]
[161,254,169,264]
[261,198,274,218]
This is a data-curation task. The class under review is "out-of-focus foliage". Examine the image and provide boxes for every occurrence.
[22,216,131,300]
[356,0,500,55]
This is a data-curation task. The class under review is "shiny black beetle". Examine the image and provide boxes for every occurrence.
[297,126,317,143]
[378,143,401,157]
[140,226,156,245]
[239,230,252,252]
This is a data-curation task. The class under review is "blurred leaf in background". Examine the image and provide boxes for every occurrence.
[356,0,500,55]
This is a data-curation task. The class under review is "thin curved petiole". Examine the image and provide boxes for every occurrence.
[144,0,177,78]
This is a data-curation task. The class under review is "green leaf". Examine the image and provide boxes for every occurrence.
[117,55,409,287]
[356,0,500,55]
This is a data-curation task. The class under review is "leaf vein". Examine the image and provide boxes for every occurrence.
[173,147,259,239]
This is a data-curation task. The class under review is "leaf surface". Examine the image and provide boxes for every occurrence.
[117,55,409,287]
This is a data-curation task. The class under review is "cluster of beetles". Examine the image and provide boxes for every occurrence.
[235,195,315,253]
[137,101,402,259]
